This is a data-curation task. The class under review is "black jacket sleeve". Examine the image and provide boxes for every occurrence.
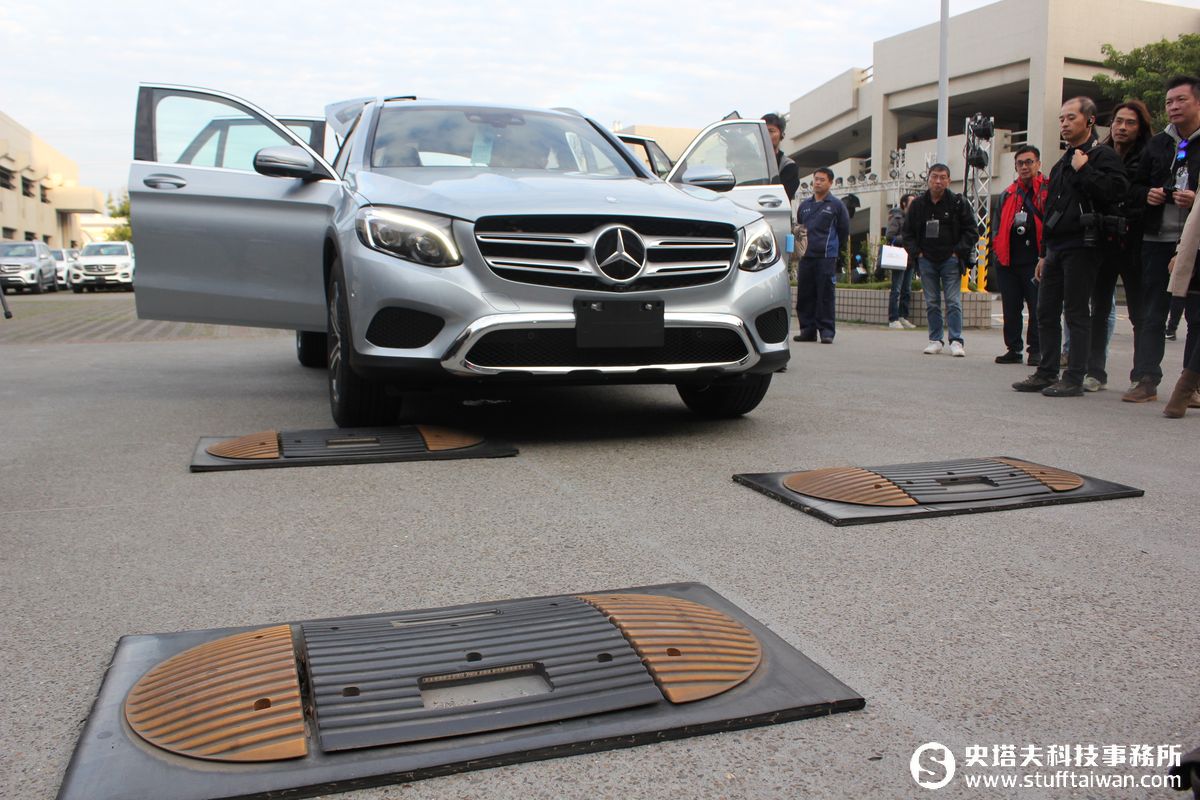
[955,197,980,259]
[902,198,921,258]
[1070,145,1128,213]
[779,159,799,202]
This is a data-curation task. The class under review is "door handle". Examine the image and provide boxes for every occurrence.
[143,174,187,190]
[757,195,783,208]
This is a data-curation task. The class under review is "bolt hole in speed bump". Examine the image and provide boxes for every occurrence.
[190,424,517,472]
[57,583,863,800]
[733,457,1142,526]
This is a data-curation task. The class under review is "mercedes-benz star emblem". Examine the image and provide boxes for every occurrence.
[592,225,647,283]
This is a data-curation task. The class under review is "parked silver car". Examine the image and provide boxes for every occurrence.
[50,248,80,288]
[130,85,792,426]
[0,241,58,294]
[71,242,136,292]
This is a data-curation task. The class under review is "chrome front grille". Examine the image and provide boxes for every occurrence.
[474,215,737,292]
[83,264,117,274]
[1,264,25,273]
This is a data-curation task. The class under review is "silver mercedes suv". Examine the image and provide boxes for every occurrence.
[130,86,792,426]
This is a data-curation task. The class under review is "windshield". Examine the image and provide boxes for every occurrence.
[81,243,130,257]
[0,244,38,258]
[370,107,636,177]
[51,249,64,259]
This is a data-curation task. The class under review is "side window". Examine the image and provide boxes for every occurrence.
[675,123,770,187]
[155,95,290,172]
[647,142,673,178]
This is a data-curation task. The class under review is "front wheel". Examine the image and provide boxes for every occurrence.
[296,330,326,368]
[677,373,773,418]
[327,263,393,427]
[71,285,83,293]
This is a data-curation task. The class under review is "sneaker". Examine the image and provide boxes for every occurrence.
[888,320,904,329]
[1166,330,1177,341]
[1013,373,1055,392]
[793,332,816,342]
[923,341,944,355]
[820,336,834,344]
[1042,380,1084,397]
[1121,379,1158,403]
[1082,376,1106,392]
[1026,352,1040,366]
[949,341,965,357]
[899,318,917,329]
[995,351,1023,364]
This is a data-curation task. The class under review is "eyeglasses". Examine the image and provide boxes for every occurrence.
[1015,159,1037,166]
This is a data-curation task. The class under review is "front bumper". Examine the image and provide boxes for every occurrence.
[70,271,134,287]
[342,231,790,386]
[1,271,39,287]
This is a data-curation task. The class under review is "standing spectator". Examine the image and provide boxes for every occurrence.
[993,146,1047,365]
[1163,200,1200,416]
[793,167,849,344]
[886,193,918,329]
[902,164,979,356]
[1012,97,1127,397]
[1123,75,1200,403]
[1085,99,1153,391]
[762,113,800,203]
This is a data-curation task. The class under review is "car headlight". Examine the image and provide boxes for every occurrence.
[737,218,778,271]
[356,207,462,267]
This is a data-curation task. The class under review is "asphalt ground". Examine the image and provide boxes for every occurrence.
[1,292,1195,799]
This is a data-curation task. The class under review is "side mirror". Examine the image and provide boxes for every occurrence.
[681,166,736,192]
[254,146,323,180]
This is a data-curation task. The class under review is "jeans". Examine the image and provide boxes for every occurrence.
[1183,293,1200,372]
[887,264,914,322]
[796,256,837,339]
[996,261,1039,355]
[1087,245,1141,385]
[1037,247,1100,385]
[1167,295,1185,334]
[1131,240,1176,386]
[918,256,963,344]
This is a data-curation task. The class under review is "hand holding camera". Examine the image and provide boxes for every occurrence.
[1147,187,1168,206]
[1173,188,1196,209]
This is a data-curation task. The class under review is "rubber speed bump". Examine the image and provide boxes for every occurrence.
[58,583,863,800]
[734,456,1142,526]
[190,424,516,472]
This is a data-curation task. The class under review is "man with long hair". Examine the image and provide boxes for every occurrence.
[1084,99,1153,391]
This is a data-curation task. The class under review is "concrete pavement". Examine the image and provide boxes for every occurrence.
[0,293,1195,799]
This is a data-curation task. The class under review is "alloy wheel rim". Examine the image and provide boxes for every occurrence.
[328,283,343,405]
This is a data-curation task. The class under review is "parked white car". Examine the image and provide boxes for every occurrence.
[51,248,80,288]
[71,242,136,292]
[0,241,58,294]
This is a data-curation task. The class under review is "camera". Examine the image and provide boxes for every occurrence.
[1080,212,1101,247]
[1102,215,1129,239]
[1164,188,1176,203]
[1013,210,1029,236]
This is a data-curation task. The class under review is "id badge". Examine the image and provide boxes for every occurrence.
[924,219,941,238]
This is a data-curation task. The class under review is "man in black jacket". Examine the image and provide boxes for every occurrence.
[902,165,979,356]
[762,113,799,202]
[1013,97,1128,397]
[1123,76,1200,403]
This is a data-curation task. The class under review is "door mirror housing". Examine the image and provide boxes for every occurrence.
[681,166,736,192]
[254,146,323,180]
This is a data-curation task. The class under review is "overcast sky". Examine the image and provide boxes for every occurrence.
[4,0,1198,197]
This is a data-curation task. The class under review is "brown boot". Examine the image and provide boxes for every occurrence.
[1163,370,1200,418]
[1122,378,1158,403]
[1191,389,1200,409]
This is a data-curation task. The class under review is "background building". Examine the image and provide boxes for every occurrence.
[1,111,104,246]
[784,0,1200,249]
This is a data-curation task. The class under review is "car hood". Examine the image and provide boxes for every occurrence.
[351,169,761,228]
[78,255,132,263]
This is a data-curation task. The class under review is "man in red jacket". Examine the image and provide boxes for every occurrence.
[993,146,1047,365]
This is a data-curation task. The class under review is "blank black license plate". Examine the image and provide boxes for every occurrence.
[575,299,664,348]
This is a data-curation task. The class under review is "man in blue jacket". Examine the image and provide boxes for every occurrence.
[793,167,850,343]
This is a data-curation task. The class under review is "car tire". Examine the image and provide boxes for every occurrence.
[296,330,326,368]
[327,262,393,427]
[71,285,83,293]
[677,373,773,418]
[31,277,44,294]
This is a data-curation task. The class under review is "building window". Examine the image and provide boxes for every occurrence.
[0,168,14,190]
[24,231,37,241]
[22,178,36,198]
[43,235,51,244]
[40,185,50,204]
[2,227,15,240]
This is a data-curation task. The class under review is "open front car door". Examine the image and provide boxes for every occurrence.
[130,85,341,330]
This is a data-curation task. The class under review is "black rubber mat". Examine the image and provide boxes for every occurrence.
[57,583,863,800]
[734,456,1143,526]
[190,425,517,472]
